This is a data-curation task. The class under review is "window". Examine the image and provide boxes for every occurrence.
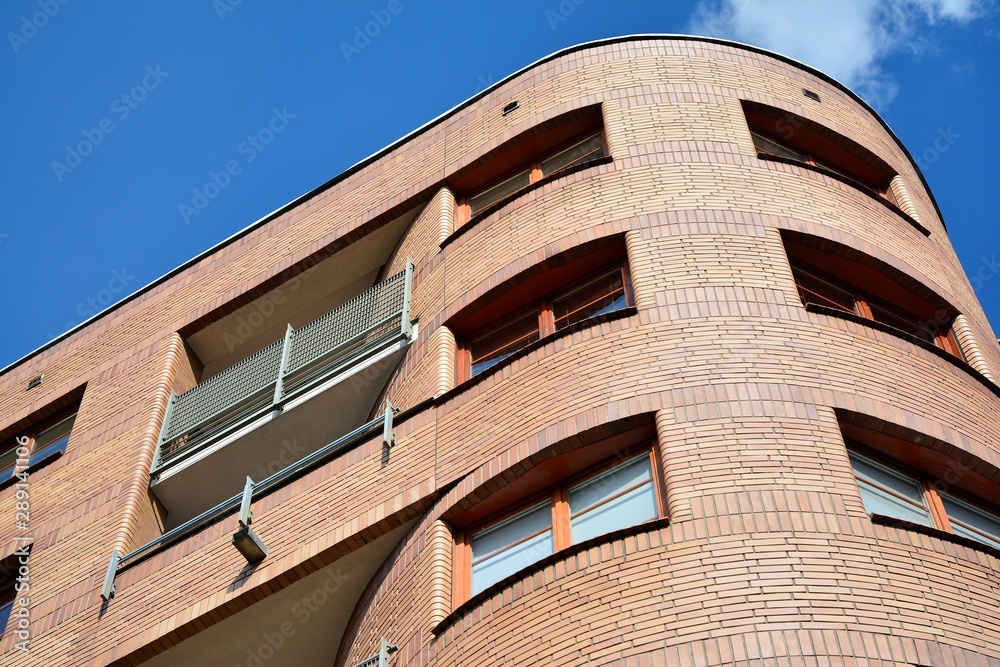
[0,548,27,639]
[460,262,633,380]
[743,101,897,206]
[464,451,660,597]
[0,582,13,639]
[461,130,606,220]
[787,243,964,359]
[849,447,1000,550]
[0,412,76,485]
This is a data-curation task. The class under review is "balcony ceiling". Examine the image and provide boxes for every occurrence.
[138,520,415,667]
[189,208,417,378]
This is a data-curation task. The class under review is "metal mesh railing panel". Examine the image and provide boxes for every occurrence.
[155,266,410,469]
[163,338,284,443]
[287,268,407,373]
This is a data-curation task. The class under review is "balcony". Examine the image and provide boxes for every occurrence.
[150,263,414,528]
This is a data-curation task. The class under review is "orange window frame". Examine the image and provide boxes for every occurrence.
[0,408,77,484]
[790,260,963,359]
[451,446,666,607]
[456,261,633,383]
[456,129,608,226]
[847,441,1000,541]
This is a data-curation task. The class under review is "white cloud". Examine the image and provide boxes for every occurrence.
[687,0,985,108]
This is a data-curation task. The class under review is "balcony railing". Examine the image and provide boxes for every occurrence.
[152,262,413,474]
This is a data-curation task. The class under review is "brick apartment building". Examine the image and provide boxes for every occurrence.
[1,35,999,666]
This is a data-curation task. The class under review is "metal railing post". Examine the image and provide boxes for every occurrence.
[101,549,121,601]
[378,637,398,667]
[400,260,413,339]
[273,324,294,407]
[238,476,254,529]
[382,399,398,448]
[152,390,177,471]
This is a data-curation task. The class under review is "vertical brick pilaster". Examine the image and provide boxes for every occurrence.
[110,333,186,555]
[625,229,652,312]
[432,327,456,397]
[438,187,455,245]
[600,99,624,163]
[889,175,924,227]
[425,519,452,630]
[953,314,995,381]
[654,409,693,524]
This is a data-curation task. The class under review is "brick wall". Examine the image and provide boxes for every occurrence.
[1,37,997,666]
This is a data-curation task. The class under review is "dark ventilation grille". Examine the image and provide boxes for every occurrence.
[502,100,520,116]
[27,374,43,390]
[803,88,821,102]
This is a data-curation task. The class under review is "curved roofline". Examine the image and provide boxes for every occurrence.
[2,33,945,377]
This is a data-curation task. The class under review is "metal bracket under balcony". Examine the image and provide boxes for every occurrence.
[149,263,414,527]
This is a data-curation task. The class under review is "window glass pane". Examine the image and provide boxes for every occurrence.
[849,451,934,526]
[34,414,75,449]
[471,529,552,595]
[472,502,552,561]
[471,502,553,595]
[792,265,856,314]
[469,169,531,215]
[569,455,651,515]
[29,433,71,464]
[856,479,935,527]
[867,303,935,345]
[571,483,656,544]
[0,598,13,637]
[540,133,604,175]
[849,452,925,504]
[569,455,656,544]
[0,446,19,476]
[941,494,1000,549]
[470,311,540,377]
[553,268,626,330]
[750,130,807,162]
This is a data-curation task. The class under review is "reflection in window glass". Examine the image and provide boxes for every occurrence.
[541,133,604,175]
[29,414,76,464]
[469,169,531,215]
[941,493,1000,550]
[868,303,935,344]
[791,265,856,314]
[553,268,627,330]
[569,455,656,544]
[849,451,934,527]
[750,130,807,162]
[470,311,540,377]
[471,503,553,595]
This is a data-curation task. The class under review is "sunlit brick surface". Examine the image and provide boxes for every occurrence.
[1,37,998,667]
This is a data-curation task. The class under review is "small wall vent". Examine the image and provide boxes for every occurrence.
[502,100,520,116]
[803,88,821,102]
[27,374,43,390]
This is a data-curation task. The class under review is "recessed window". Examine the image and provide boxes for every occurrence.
[0,583,13,639]
[0,411,76,485]
[786,241,964,359]
[469,310,541,377]
[460,129,606,222]
[471,502,553,595]
[849,450,934,527]
[459,261,633,381]
[464,451,660,597]
[849,446,1000,550]
[940,493,1000,549]
[743,101,897,206]
[0,547,28,640]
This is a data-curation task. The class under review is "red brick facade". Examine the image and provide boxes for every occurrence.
[1,36,998,666]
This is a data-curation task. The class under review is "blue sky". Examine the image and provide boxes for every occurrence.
[1,0,997,369]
